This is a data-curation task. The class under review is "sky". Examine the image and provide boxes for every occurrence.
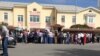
[0,0,98,8]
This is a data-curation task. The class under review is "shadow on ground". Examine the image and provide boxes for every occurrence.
[47,49,100,56]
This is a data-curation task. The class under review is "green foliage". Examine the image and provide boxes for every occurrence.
[70,24,93,29]
[96,27,100,29]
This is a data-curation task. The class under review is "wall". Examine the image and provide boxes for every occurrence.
[13,7,26,28]
[27,2,54,30]
[0,9,13,26]
[77,8,100,28]
[57,12,75,29]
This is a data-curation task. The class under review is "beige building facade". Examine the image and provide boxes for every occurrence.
[0,1,100,30]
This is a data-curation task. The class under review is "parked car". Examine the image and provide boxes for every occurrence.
[0,37,16,49]
[8,36,16,48]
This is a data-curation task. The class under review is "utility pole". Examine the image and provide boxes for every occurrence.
[98,0,100,8]
[75,0,77,24]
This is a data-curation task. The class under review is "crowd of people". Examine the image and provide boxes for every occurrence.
[0,24,100,56]
[9,29,100,45]
[0,23,100,56]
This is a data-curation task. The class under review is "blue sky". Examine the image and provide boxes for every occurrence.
[0,0,98,7]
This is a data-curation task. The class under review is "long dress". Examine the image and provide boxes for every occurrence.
[84,33,87,45]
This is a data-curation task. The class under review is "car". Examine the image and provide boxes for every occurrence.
[8,36,16,48]
[0,35,16,49]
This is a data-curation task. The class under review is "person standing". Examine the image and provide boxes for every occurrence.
[43,30,49,43]
[83,33,87,45]
[38,31,43,43]
[58,32,64,44]
[66,32,70,44]
[48,31,54,44]
[80,33,84,45]
[1,23,9,56]
[63,32,67,44]
[23,30,28,43]
[77,33,81,44]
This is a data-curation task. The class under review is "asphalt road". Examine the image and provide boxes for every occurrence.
[0,43,100,56]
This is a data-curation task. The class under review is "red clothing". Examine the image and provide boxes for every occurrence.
[84,33,87,45]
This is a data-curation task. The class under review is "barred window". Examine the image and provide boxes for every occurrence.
[45,16,51,23]
[18,15,23,22]
[30,15,40,22]
[4,13,8,21]
[72,16,76,24]
[61,15,65,22]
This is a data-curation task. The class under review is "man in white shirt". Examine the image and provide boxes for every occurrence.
[1,22,9,56]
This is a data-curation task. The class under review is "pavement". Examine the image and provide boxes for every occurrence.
[0,43,100,56]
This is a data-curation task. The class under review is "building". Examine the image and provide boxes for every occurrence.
[0,1,100,30]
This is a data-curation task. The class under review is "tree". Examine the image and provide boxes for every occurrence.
[96,27,100,29]
[70,24,93,29]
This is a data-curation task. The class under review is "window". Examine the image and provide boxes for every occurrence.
[88,16,94,23]
[89,10,92,12]
[30,16,33,22]
[4,13,8,21]
[84,16,87,24]
[85,16,94,23]
[61,16,65,22]
[30,15,39,22]
[33,8,37,11]
[18,15,23,22]
[45,16,51,23]
[72,16,76,24]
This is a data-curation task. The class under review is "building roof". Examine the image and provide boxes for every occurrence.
[41,4,84,12]
[79,7,100,13]
[0,1,28,9]
[0,1,99,13]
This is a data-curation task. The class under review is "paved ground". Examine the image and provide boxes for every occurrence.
[0,43,100,56]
